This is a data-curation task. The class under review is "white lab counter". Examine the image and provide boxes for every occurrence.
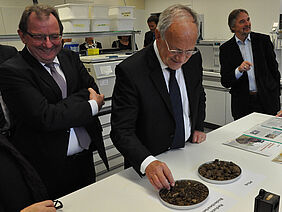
[58,112,281,212]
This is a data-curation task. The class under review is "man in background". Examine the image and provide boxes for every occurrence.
[220,9,280,120]
[143,15,159,47]
[111,4,206,190]
[79,37,102,56]
[0,5,108,199]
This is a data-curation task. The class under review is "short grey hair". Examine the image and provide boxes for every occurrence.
[157,4,199,40]
[228,9,248,33]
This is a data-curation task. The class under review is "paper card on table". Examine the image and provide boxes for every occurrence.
[223,135,281,157]
[215,169,266,197]
[150,187,236,212]
[272,152,282,164]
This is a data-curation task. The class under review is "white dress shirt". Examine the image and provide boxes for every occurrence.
[140,41,191,174]
[42,57,98,155]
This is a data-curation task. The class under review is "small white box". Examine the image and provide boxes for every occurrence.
[110,18,135,31]
[90,5,109,18]
[91,18,110,32]
[55,4,90,20]
[61,19,90,33]
[108,6,135,18]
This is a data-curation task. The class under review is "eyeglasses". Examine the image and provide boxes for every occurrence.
[25,31,62,43]
[164,40,198,56]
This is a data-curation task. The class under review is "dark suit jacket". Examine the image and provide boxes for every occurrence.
[0,45,18,131]
[220,32,280,119]
[110,44,206,174]
[0,47,108,196]
[0,134,48,212]
[0,44,18,63]
[144,31,154,47]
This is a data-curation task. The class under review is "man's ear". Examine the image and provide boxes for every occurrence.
[155,29,161,40]
[18,29,27,44]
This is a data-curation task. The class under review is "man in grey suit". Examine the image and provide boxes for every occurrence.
[0,5,108,199]
[220,9,280,120]
[111,4,206,190]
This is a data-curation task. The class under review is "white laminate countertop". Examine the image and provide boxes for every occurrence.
[58,113,281,212]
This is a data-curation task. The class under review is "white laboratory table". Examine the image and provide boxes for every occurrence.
[58,113,281,212]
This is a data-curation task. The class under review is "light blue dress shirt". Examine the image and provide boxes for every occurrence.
[235,34,257,92]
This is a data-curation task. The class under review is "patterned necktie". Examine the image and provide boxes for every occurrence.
[45,63,91,149]
[167,68,185,149]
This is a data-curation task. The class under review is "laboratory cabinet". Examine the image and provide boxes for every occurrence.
[81,55,129,181]
[203,71,233,126]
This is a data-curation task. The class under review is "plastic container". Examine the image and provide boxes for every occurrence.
[63,42,79,53]
[108,6,135,18]
[55,3,89,19]
[91,18,110,32]
[90,5,109,18]
[110,18,135,31]
[61,19,90,32]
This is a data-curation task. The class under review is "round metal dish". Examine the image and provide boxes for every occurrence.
[198,160,242,184]
[159,179,209,210]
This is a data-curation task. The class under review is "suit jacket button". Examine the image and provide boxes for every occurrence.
[170,134,174,139]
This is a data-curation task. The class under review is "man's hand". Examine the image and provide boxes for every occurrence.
[88,88,105,110]
[192,130,206,143]
[21,200,56,212]
[145,160,175,190]
[238,61,253,72]
[276,110,282,117]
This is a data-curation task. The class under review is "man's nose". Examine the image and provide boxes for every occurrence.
[42,36,53,48]
[175,52,190,63]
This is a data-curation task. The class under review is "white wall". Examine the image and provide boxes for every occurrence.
[0,0,280,48]
[144,0,280,40]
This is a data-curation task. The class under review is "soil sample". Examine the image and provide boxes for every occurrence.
[198,159,241,181]
[159,180,209,206]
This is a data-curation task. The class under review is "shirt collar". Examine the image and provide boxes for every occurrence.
[153,40,168,70]
[41,57,59,67]
[26,46,59,66]
[235,33,251,44]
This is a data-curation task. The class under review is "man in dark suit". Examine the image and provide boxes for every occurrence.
[111,4,206,190]
[220,9,280,120]
[0,5,108,199]
[0,44,17,64]
[0,45,18,134]
[143,15,159,47]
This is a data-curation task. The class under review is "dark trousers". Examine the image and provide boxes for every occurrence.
[49,150,96,199]
[234,93,264,120]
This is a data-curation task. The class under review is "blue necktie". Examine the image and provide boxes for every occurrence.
[167,68,185,149]
[45,63,91,150]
